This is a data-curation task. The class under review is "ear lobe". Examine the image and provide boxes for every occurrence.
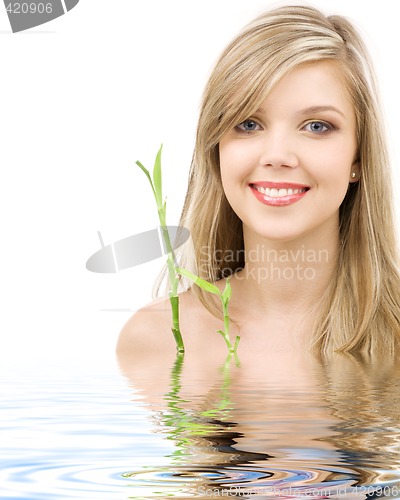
[349,162,360,183]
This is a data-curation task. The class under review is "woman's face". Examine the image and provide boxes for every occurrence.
[219,61,359,244]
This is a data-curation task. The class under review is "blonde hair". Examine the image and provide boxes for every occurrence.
[167,5,400,355]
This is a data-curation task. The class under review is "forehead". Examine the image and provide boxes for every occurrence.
[261,61,354,116]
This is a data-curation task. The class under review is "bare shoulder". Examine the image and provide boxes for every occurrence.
[116,287,223,360]
[116,296,176,357]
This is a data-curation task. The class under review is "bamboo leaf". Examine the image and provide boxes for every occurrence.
[221,277,232,305]
[176,268,221,295]
[136,160,157,201]
[153,144,163,208]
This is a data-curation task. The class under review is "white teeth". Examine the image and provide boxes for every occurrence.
[253,185,308,198]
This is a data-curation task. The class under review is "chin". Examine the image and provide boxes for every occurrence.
[250,223,306,243]
[248,216,337,244]
[261,233,303,243]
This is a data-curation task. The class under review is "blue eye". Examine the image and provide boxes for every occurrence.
[304,121,332,133]
[236,119,261,132]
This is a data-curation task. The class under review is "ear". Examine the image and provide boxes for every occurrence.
[349,162,360,183]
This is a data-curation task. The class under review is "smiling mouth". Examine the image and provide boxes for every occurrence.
[249,183,310,206]
[251,185,309,197]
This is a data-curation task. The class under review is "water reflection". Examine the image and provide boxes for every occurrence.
[157,353,273,467]
[118,346,400,499]
[320,354,400,490]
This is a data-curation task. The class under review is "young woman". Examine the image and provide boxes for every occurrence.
[117,5,400,361]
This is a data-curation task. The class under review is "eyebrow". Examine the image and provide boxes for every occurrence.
[297,105,346,118]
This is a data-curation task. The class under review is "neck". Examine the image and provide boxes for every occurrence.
[230,231,339,318]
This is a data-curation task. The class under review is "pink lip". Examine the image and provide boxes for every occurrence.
[250,181,310,189]
[249,182,310,207]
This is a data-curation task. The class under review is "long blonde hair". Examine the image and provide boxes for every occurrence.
[167,5,400,355]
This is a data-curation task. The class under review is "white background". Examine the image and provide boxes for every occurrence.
[1,0,399,368]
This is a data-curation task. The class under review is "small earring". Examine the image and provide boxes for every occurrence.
[351,172,356,179]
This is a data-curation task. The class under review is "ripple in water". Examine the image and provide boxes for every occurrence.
[122,463,362,498]
[122,463,400,498]
[3,353,400,499]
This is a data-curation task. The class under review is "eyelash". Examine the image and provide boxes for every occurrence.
[235,119,335,135]
[235,120,262,133]
[303,121,334,134]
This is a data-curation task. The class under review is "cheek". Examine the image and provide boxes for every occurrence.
[219,144,248,211]
[219,143,238,187]
[219,140,254,184]
[309,142,354,185]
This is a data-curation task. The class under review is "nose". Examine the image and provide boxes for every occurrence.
[258,131,299,169]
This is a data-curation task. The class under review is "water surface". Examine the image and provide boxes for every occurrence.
[2,349,400,499]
